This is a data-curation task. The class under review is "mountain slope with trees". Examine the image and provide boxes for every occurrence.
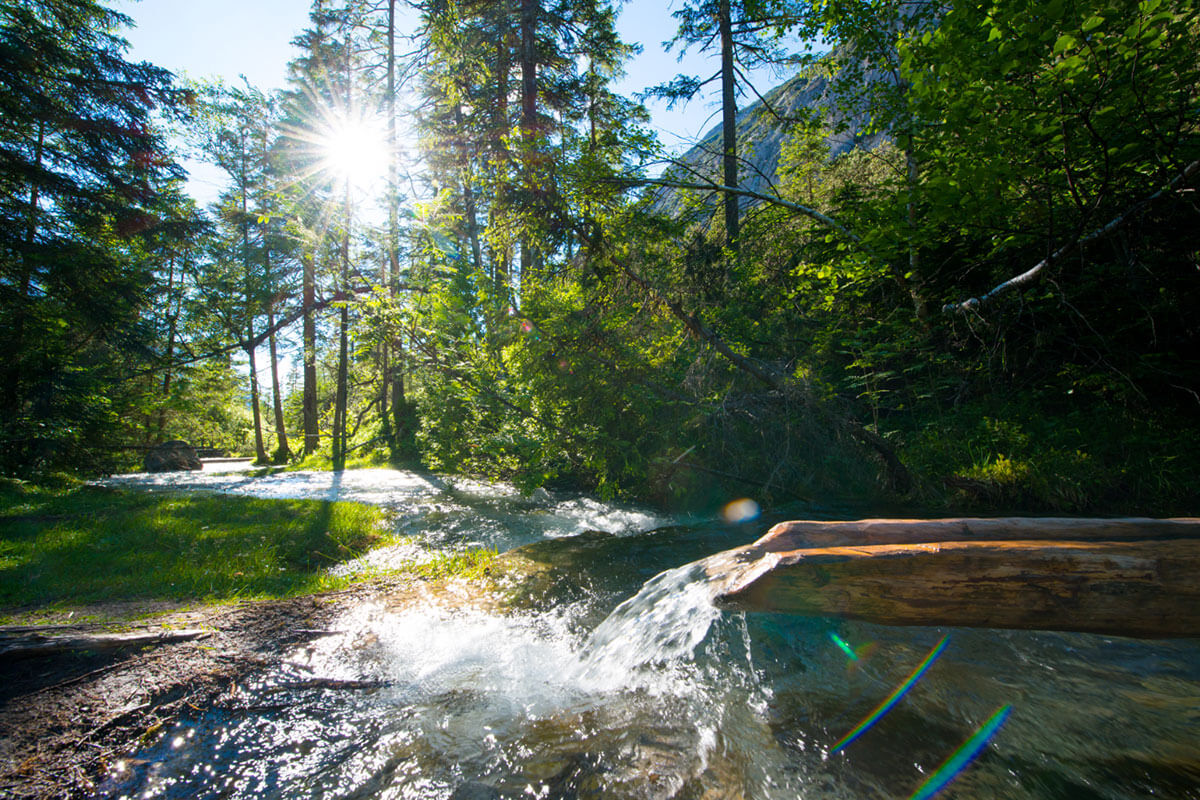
[1,0,1197,515]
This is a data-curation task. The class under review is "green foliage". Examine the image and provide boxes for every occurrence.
[5,0,1197,518]
[0,484,393,609]
[901,401,1200,514]
[0,0,199,475]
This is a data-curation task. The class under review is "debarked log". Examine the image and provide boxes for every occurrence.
[746,516,1200,551]
[704,518,1200,638]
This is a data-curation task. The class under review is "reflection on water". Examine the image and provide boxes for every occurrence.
[99,468,1200,799]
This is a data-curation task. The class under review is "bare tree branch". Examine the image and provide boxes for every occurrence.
[607,175,865,246]
[946,158,1200,313]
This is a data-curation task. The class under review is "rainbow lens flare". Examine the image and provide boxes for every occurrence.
[907,704,1013,800]
[832,635,949,753]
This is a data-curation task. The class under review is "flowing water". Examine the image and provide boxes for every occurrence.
[99,468,1200,799]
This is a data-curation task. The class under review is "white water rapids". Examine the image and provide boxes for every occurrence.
[98,467,1200,800]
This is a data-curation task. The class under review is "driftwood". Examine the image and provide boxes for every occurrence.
[0,628,211,661]
[705,517,1200,638]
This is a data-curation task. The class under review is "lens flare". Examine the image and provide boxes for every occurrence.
[722,498,760,524]
[830,632,859,661]
[907,704,1012,800]
[832,635,949,753]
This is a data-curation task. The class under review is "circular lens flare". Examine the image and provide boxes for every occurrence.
[722,498,760,524]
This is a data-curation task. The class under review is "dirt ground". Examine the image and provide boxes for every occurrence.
[0,577,418,800]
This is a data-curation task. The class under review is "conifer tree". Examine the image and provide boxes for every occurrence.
[0,0,189,472]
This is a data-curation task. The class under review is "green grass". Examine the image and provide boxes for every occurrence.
[281,448,399,473]
[0,480,398,611]
[410,548,498,581]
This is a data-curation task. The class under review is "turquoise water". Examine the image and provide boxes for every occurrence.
[98,468,1200,799]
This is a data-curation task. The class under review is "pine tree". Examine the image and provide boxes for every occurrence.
[0,0,189,472]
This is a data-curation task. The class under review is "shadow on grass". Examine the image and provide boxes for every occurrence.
[0,484,387,610]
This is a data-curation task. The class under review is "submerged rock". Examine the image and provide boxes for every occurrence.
[143,440,202,472]
[449,781,502,800]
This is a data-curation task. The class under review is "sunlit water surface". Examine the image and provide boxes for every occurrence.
[98,468,1200,799]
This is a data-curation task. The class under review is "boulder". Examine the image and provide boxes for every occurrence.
[143,440,202,472]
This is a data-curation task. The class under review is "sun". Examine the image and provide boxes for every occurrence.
[321,117,389,192]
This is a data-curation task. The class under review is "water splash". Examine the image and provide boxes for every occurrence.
[575,562,723,691]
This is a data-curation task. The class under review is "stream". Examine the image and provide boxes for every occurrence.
[99,468,1199,799]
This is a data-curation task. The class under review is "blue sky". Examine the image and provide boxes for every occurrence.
[114,0,799,204]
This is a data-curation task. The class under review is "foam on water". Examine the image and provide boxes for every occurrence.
[101,468,669,553]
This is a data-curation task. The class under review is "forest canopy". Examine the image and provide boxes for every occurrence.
[1,0,1197,514]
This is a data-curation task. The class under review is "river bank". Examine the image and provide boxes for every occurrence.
[3,468,1198,799]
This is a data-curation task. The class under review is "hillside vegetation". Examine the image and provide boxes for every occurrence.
[1,0,1197,514]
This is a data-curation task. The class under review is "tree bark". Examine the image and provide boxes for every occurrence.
[302,253,319,456]
[240,133,267,465]
[519,0,538,280]
[706,517,1200,638]
[266,304,290,462]
[156,254,180,439]
[332,30,354,470]
[246,337,268,464]
[382,0,399,449]
[491,12,512,300]
[718,0,739,249]
[3,118,46,439]
[332,177,351,470]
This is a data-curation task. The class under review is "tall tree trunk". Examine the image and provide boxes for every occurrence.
[265,235,290,463]
[301,253,319,455]
[454,105,484,275]
[332,176,351,470]
[332,27,354,470]
[246,336,268,464]
[519,0,538,281]
[3,119,46,440]
[520,0,537,144]
[240,132,267,464]
[491,15,512,301]
[156,255,180,439]
[378,0,398,448]
[266,304,289,462]
[718,0,739,249]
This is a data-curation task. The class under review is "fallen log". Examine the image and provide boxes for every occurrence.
[747,516,1200,551]
[0,629,211,661]
[704,517,1200,639]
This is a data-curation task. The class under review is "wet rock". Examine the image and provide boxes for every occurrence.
[449,781,501,800]
[143,440,202,472]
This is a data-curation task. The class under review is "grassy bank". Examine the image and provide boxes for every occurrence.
[0,479,398,615]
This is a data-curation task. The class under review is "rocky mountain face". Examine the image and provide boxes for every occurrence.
[651,61,889,219]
